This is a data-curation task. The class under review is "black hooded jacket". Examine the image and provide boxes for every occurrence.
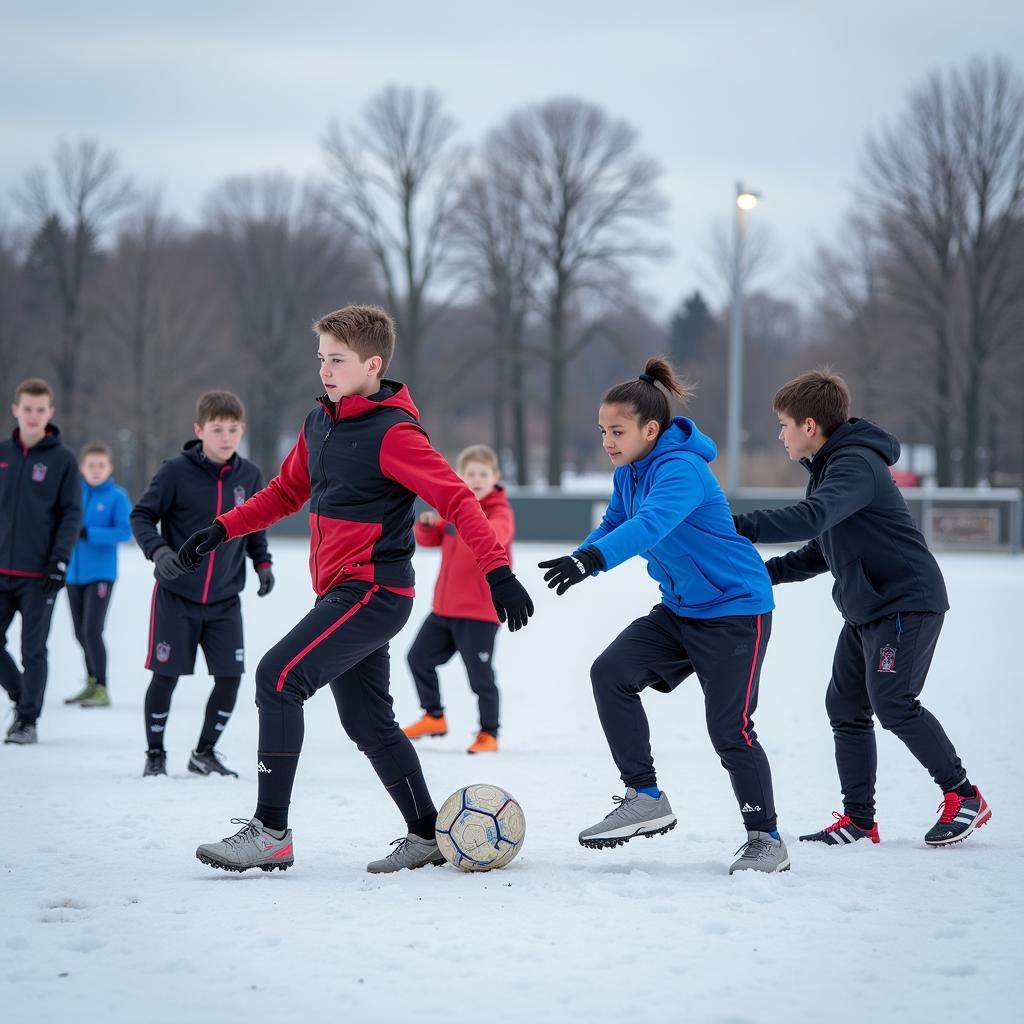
[131,440,271,604]
[0,425,82,576]
[734,419,948,626]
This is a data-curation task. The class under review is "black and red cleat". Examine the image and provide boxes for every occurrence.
[925,787,991,847]
[799,811,880,846]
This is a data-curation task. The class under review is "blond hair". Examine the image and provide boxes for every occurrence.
[457,444,500,473]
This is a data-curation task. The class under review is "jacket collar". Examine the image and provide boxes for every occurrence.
[12,424,60,454]
[183,439,236,477]
[317,379,421,423]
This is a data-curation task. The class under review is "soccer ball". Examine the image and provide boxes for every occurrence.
[435,784,525,872]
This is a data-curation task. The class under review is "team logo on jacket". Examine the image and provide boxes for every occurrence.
[878,645,897,673]
[156,641,171,664]
[234,485,246,506]
[32,462,47,482]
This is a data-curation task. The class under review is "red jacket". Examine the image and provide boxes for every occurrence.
[216,382,509,597]
[416,485,514,623]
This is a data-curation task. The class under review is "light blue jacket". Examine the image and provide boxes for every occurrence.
[67,477,133,585]
[581,417,774,619]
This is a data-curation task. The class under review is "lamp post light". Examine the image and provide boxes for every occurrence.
[726,182,760,495]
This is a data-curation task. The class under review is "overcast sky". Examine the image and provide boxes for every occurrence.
[2,1,1021,316]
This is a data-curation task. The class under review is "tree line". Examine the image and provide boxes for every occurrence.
[2,56,1022,498]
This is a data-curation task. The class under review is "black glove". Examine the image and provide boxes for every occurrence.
[41,558,67,595]
[154,545,189,581]
[256,563,275,597]
[538,547,603,596]
[486,566,534,632]
[178,522,227,571]
[79,526,89,540]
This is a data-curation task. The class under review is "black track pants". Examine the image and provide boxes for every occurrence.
[826,611,966,821]
[0,575,58,725]
[407,613,501,734]
[68,581,114,685]
[591,605,777,834]
[253,583,431,830]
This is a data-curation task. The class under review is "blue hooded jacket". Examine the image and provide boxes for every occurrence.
[581,417,774,619]
[67,477,133,585]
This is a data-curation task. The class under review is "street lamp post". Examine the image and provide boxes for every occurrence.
[726,182,759,495]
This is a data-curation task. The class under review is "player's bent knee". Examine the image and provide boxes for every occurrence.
[255,657,291,705]
[590,652,625,693]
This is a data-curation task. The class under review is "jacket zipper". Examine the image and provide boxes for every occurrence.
[201,465,231,604]
[630,463,679,599]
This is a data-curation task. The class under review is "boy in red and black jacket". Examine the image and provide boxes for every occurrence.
[403,444,514,753]
[184,305,533,876]
[1,378,81,745]
[131,391,273,779]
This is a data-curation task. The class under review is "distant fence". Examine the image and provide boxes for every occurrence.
[266,486,1022,552]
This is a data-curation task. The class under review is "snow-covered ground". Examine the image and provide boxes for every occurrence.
[3,541,1020,1023]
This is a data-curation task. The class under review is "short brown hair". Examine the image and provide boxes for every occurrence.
[313,305,395,376]
[773,368,850,437]
[457,444,500,474]
[14,378,54,405]
[79,441,113,462]
[196,390,246,426]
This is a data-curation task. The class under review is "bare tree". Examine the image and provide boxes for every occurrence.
[204,173,375,477]
[0,210,29,405]
[450,155,533,483]
[810,214,897,420]
[951,56,1024,484]
[91,197,230,494]
[321,86,465,398]
[491,98,668,485]
[859,73,965,484]
[13,139,133,434]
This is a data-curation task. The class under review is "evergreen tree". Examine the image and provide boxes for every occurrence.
[668,290,713,365]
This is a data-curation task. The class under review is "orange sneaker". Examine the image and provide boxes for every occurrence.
[403,713,448,739]
[466,730,499,754]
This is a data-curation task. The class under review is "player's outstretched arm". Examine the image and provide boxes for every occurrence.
[765,538,829,585]
[216,431,312,543]
[734,454,875,544]
[379,423,534,631]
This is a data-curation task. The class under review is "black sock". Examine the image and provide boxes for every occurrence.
[144,674,179,750]
[850,815,875,832]
[409,811,438,841]
[196,675,241,752]
[953,779,975,799]
[254,752,300,832]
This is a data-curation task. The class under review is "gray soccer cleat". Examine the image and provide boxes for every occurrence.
[729,831,791,874]
[578,788,677,849]
[188,748,239,777]
[4,720,37,745]
[367,834,446,874]
[196,818,294,873]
